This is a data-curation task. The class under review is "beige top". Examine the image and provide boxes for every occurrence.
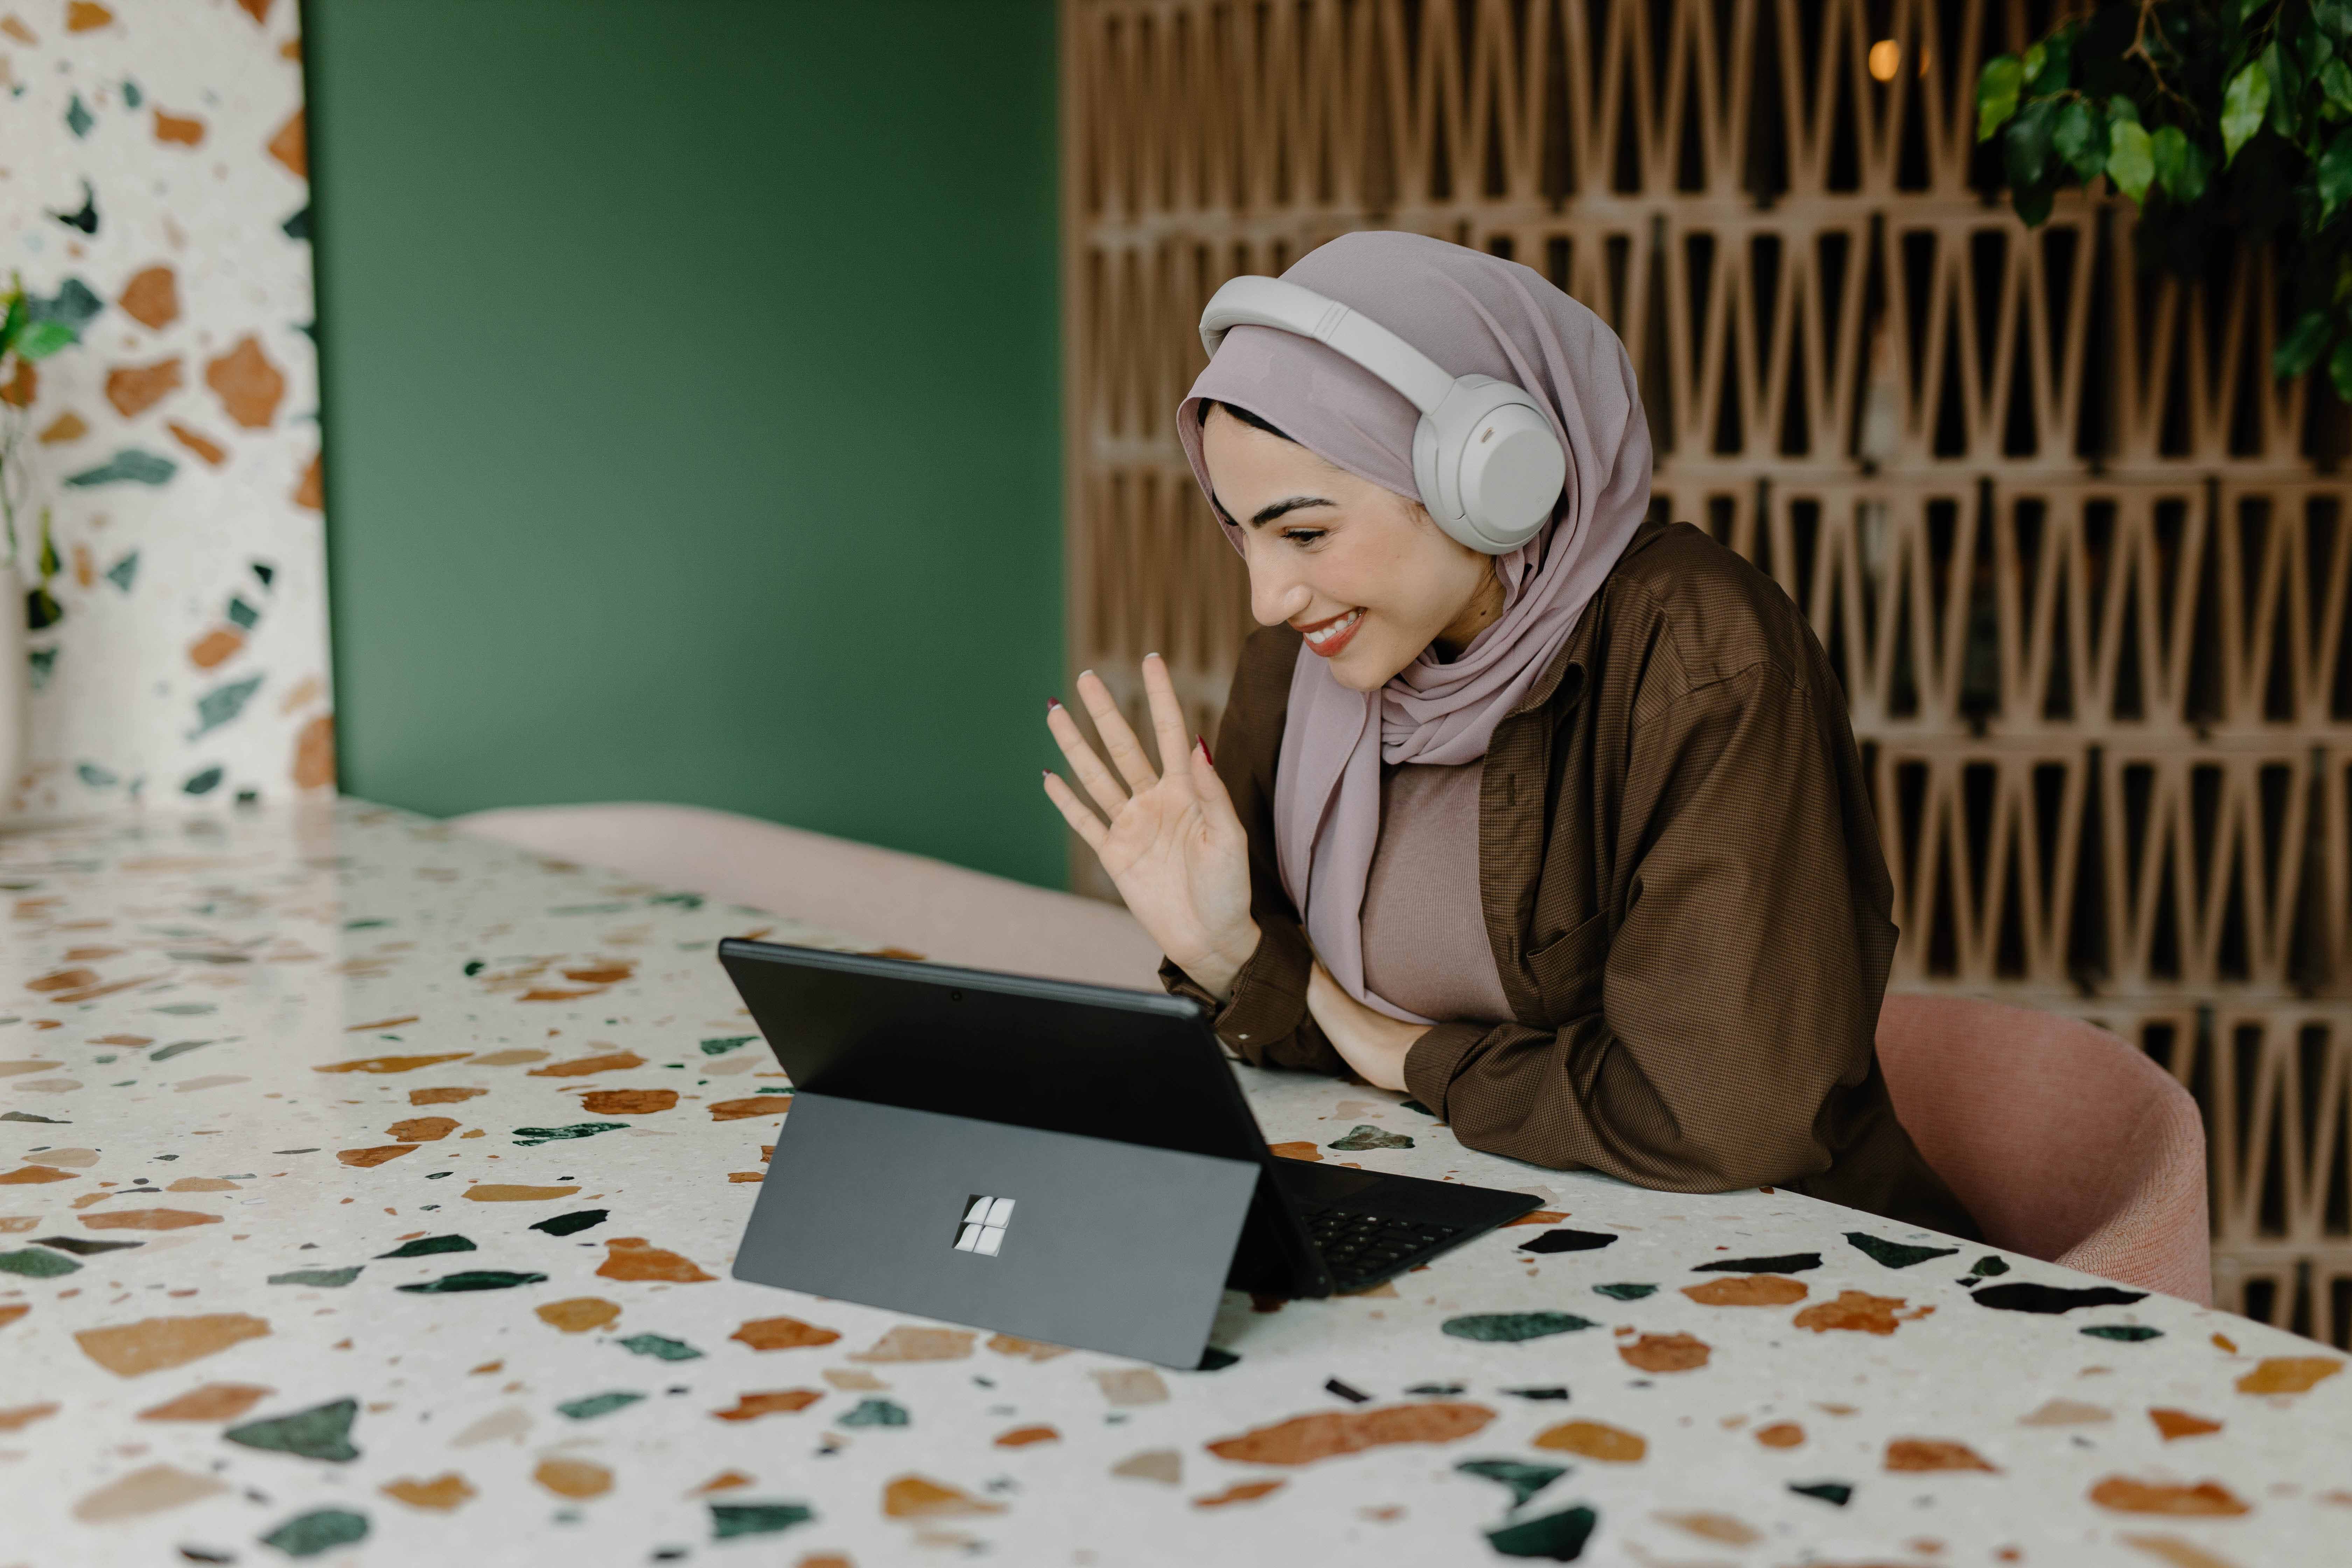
[1358,759,1513,1025]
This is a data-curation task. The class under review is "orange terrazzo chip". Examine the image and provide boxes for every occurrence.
[2235,1357,2343,1395]
[409,1086,487,1106]
[136,1383,271,1421]
[1194,1480,1286,1507]
[386,1117,458,1142]
[1206,1402,1492,1465]
[1754,1421,1806,1449]
[83,1209,221,1231]
[853,1326,974,1363]
[337,1146,416,1168]
[461,1185,579,1203]
[315,1053,470,1074]
[1267,1142,1321,1162]
[0,1402,61,1432]
[380,1473,475,1512]
[533,1458,612,1499]
[1683,1274,1808,1307]
[986,1334,1069,1362]
[1618,1332,1710,1372]
[1885,1438,1998,1473]
[1532,1419,1646,1462]
[2148,1407,2222,1441]
[709,1096,793,1121]
[882,1474,1005,1519]
[596,1237,714,1282]
[712,1390,822,1422]
[732,1316,840,1351]
[74,1314,270,1376]
[527,1052,645,1077]
[535,1298,621,1334]
[579,1088,676,1114]
[1793,1290,1932,1335]
[0,1166,77,1184]
[994,1424,1059,1447]
[2088,1476,2252,1516]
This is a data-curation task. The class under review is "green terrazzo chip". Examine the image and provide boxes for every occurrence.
[375,1234,476,1259]
[557,1391,645,1420]
[0,1248,79,1278]
[1485,1504,1596,1560]
[395,1270,548,1293]
[1591,1283,1656,1301]
[700,1036,756,1056]
[838,1398,908,1428]
[1455,1459,1565,1509]
[268,1266,362,1288]
[226,1399,359,1462]
[259,1507,369,1558]
[710,1502,814,1540]
[1441,1311,1598,1343]
[512,1122,629,1147]
[2081,1324,2163,1341]
[616,1333,704,1362]
[1844,1232,1960,1269]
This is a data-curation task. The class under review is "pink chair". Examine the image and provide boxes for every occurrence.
[453,802,1167,991]
[1874,993,2212,1304]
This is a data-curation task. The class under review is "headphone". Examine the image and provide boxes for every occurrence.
[1198,275,1568,554]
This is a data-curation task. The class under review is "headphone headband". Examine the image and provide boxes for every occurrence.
[1198,277,1456,415]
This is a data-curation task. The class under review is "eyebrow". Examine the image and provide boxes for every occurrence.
[1247,494,1338,528]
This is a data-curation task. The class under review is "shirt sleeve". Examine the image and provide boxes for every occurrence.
[1401,653,1898,1192]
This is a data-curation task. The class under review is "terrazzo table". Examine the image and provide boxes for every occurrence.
[3,802,2348,1568]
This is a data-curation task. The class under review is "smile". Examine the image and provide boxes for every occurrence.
[1297,607,1364,658]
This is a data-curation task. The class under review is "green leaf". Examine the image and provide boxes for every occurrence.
[2264,42,2300,137]
[13,319,76,361]
[2022,42,2047,89]
[2322,128,2352,216]
[2014,181,2056,226]
[2108,94,2141,126]
[1979,55,2023,141]
[2323,59,2352,121]
[2108,118,2155,202]
[2223,62,2271,163]
[2055,99,2109,181]
[2333,334,2352,402]
[2006,99,2058,191]
[2034,30,2073,94]
[2275,308,2333,378]
[2151,125,2210,202]
[35,513,58,581]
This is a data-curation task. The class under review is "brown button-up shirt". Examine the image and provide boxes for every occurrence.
[1163,517,1979,1239]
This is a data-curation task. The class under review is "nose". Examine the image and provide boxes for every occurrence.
[1245,539,1313,628]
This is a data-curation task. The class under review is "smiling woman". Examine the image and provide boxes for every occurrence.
[1043,232,1979,1237]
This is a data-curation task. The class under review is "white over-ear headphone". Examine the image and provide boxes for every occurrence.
[1198,275,1568,554]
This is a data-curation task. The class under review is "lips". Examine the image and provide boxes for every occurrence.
[1296,607,1364,659]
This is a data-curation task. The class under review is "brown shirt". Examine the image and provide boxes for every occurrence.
[1163,518,1979,1238]
[1360,762,1512,1025]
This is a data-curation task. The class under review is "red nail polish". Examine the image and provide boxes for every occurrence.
[1197,734,1214,765]
[1046,698,1060,712]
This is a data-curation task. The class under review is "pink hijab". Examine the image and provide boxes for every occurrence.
[1177,232,1652,1022]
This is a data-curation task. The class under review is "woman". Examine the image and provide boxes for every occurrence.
[1044,232,1975,1237]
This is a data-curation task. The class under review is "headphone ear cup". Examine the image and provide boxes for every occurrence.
[1455,401,1567,551]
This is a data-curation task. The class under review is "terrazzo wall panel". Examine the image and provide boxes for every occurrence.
[0,0,331,814]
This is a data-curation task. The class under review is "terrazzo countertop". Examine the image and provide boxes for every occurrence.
[2,802,2347,1567]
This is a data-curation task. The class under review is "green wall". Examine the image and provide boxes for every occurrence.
[304,0,1064,886]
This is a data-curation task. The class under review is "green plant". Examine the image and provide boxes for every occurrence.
[1976,1,2352,397]
[1,273,85,584]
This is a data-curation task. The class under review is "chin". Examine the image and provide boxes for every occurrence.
[1326,639,1414,692]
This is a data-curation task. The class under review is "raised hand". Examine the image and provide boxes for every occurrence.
[1043,654,1259,999]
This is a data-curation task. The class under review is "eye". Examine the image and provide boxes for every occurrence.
[1279,526,1327,546]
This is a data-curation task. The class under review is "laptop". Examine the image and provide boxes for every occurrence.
[717,938,1538,1368]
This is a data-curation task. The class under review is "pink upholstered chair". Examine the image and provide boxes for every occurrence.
[454,802,1167,991]
[1874,993,2212,1304]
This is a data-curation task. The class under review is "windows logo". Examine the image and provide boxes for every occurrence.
[954,1195,1015,1256]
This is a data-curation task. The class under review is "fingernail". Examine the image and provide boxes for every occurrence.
[1146,651,1161,661]
[1046,697,1060,712]
[1197,734,1214,765]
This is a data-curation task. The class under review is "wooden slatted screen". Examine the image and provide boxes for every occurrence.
[1062,0,2352,1336]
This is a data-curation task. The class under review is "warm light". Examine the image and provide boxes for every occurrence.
[1868,39,1900,81]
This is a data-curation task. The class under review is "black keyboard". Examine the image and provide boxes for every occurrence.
[1303,1205,1467,1290]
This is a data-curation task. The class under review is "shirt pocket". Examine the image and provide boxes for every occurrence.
[1521,906,1611,1020]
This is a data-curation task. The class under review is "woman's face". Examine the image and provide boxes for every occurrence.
[1200,406,1501,691]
